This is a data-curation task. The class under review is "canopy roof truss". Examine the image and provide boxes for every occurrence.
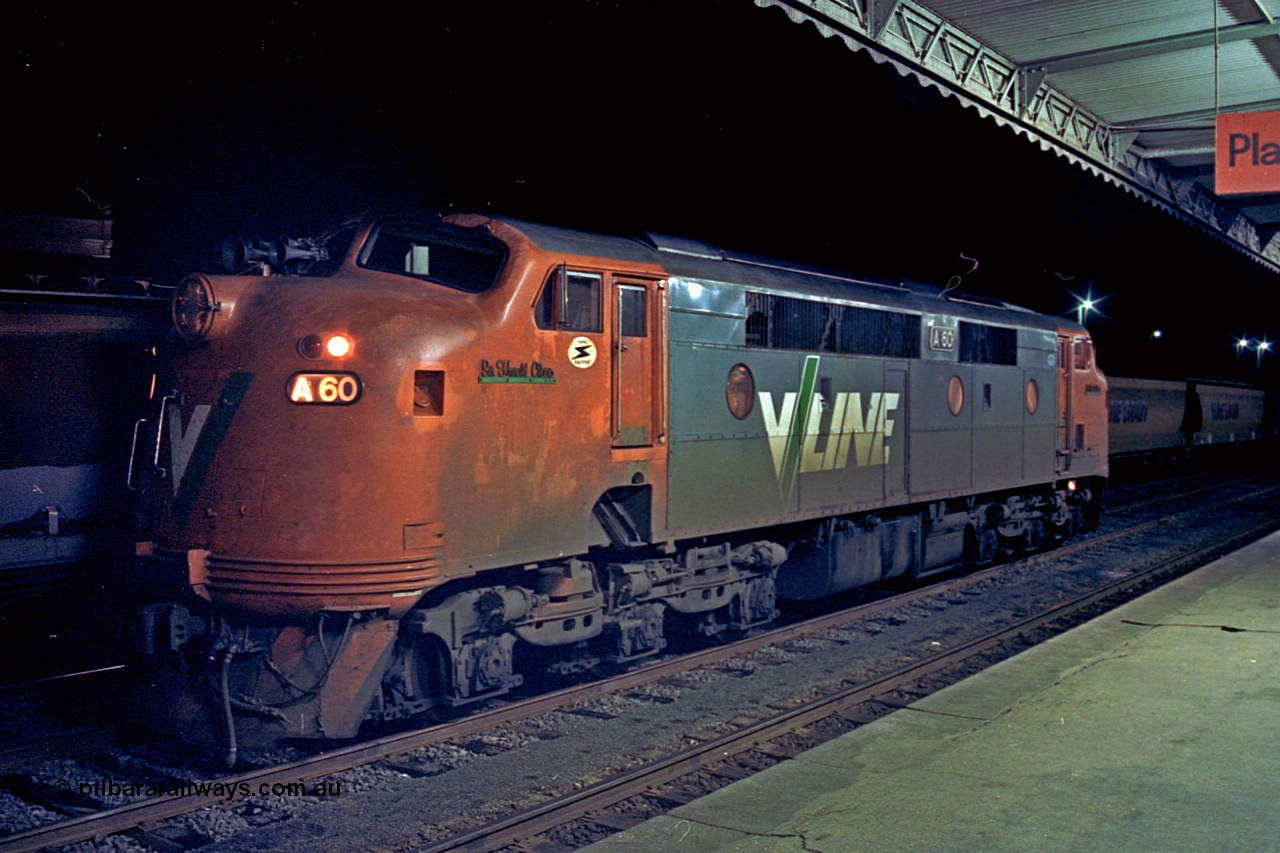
[754,0,1280,272]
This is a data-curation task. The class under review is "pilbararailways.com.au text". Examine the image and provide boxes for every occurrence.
[61,778,344,803]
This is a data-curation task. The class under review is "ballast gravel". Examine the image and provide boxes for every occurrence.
[11,471,1280,853]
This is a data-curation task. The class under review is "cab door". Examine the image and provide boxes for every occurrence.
[612,277,660,447]
[1057,335,1073,473]
[1057,334,1099,473]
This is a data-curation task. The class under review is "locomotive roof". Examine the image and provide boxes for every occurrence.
[488,215,1078,335]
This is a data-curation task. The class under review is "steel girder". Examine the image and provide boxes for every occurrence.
[752,0,1280,272]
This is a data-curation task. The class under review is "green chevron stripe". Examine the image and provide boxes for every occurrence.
[175,372,253,536]
[779,355,820,502]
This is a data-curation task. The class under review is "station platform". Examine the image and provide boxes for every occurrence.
[586,531,1280,852]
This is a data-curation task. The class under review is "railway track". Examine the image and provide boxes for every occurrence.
[425,483,1280,851]
[1,470,1277,853]
[0,666,134,777]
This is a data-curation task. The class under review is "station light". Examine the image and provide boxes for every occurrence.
[1234,335,1271,380]
[1071,288,1106,325]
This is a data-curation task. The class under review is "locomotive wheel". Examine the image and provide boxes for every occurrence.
[411,636,452,707]
[963,526,980,568]
[473,638,510,691]
[1027,518,1047,551]
[978,527,999,564]
[1068,507,1085,536]
[964,525,1000,566]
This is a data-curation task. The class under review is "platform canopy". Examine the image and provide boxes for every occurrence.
[756,0,1280,271]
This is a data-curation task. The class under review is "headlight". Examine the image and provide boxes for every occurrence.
[172,274,219,341]
[325,334,352,358]
[298,333,354,359]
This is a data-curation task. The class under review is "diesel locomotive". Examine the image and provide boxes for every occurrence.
[135,213,1107,750]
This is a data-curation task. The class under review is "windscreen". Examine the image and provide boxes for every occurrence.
[358,220,507,293]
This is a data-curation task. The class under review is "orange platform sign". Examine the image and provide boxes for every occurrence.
[1216,110,1280,195]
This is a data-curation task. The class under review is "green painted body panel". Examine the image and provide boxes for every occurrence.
[664,277,1088,540]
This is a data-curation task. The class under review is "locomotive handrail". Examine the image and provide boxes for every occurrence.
[154,393,177,478]
[126,418,149,491]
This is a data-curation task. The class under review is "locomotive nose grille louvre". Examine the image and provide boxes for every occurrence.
[205,554,443,601]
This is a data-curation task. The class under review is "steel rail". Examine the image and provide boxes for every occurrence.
[0,728,130,777]
[423,514,1280,852]
[0,481,1274,853]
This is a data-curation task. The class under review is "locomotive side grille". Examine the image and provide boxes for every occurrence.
[959,322,1018,365]
[744,292,920,358]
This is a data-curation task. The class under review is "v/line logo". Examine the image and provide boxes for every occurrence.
[165,373,254,535]
[759,356,899,500]
[169,404,212,495]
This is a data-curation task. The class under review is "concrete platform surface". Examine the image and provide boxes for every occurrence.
[585,531,1280,852]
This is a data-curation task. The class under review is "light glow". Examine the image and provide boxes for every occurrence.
[1071,287,1108,325]
[326,334,352,358]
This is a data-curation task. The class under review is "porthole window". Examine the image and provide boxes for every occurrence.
[726,363,755,420]
[947,375,964,416]
[1026,378,1039,414]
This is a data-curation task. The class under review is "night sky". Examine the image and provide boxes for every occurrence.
[6,1,1279,384]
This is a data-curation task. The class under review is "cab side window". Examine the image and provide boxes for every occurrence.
[535,268,603,332]
[1074,340,1093,371]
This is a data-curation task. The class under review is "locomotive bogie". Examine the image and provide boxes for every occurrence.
[774,480,1088,600]
[375,544,786,722]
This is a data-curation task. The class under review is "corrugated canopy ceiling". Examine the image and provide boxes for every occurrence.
[756,0,1280,271]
